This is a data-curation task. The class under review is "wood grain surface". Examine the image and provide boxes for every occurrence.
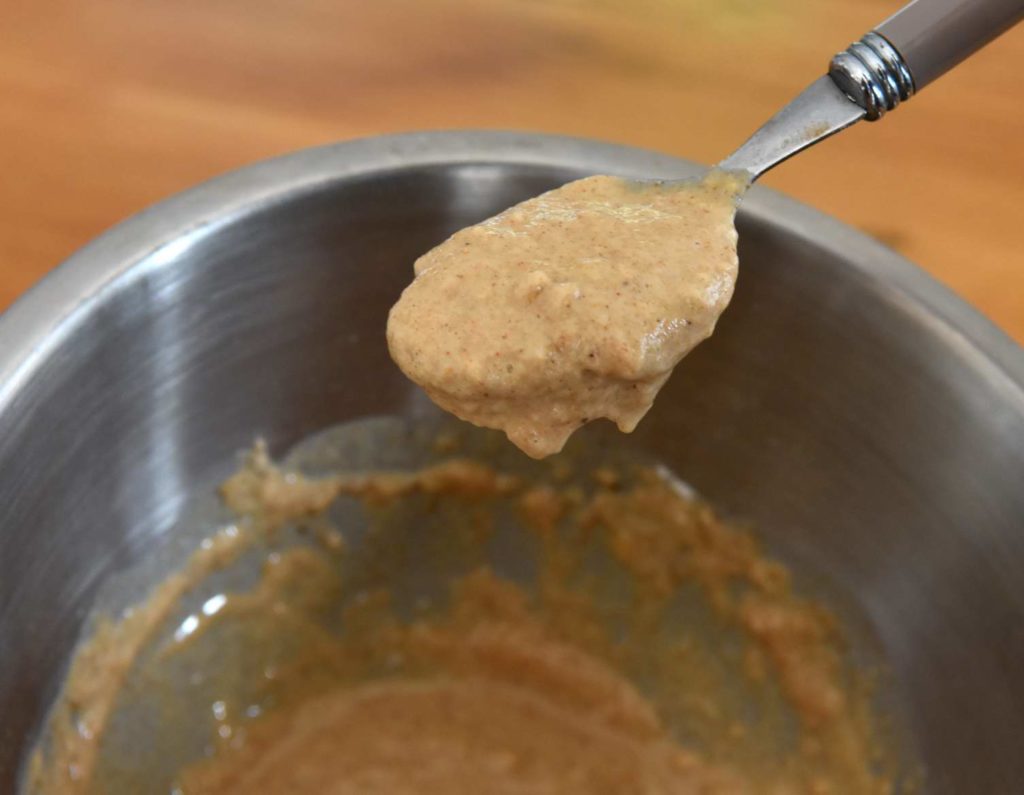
[2,0,1021,339]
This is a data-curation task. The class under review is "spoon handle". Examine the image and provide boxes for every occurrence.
[719,0,1022,179]
[875,0,1023,92]
[831,0,1023,119]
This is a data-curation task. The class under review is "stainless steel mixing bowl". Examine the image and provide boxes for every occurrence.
[1,132,1023,792]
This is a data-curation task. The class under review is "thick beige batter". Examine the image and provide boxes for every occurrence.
[30,438,899,795]
[180,680,732,794]
[387,172,747,458]
[179,630,746,795]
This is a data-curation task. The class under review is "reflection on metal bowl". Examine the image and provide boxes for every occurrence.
[1,132,1023,792]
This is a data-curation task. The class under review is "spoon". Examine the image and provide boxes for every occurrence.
[387,0,1021,459]
[719,0,1022,181]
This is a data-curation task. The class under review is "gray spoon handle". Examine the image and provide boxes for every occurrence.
[719,0,1023,179]
[831,0,1024,119]
[876,0,1023,91]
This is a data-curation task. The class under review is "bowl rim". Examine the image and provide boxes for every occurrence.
[1,130,1022,414]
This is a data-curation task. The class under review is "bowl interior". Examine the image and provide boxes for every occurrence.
[2,142,1024,792]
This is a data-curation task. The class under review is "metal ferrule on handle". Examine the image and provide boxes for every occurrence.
[829,33,915,121]
[718,0,1020,178]
[829,0,1023,122]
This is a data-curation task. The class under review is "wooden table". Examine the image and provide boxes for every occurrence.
[2,0,1022,339]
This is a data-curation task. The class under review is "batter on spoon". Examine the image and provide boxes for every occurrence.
[387,171,747,458]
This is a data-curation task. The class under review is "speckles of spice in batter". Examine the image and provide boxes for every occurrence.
[387,171,748,458]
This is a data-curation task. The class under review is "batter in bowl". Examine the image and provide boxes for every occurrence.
[29,426,900,795]
[387,172,747,458]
